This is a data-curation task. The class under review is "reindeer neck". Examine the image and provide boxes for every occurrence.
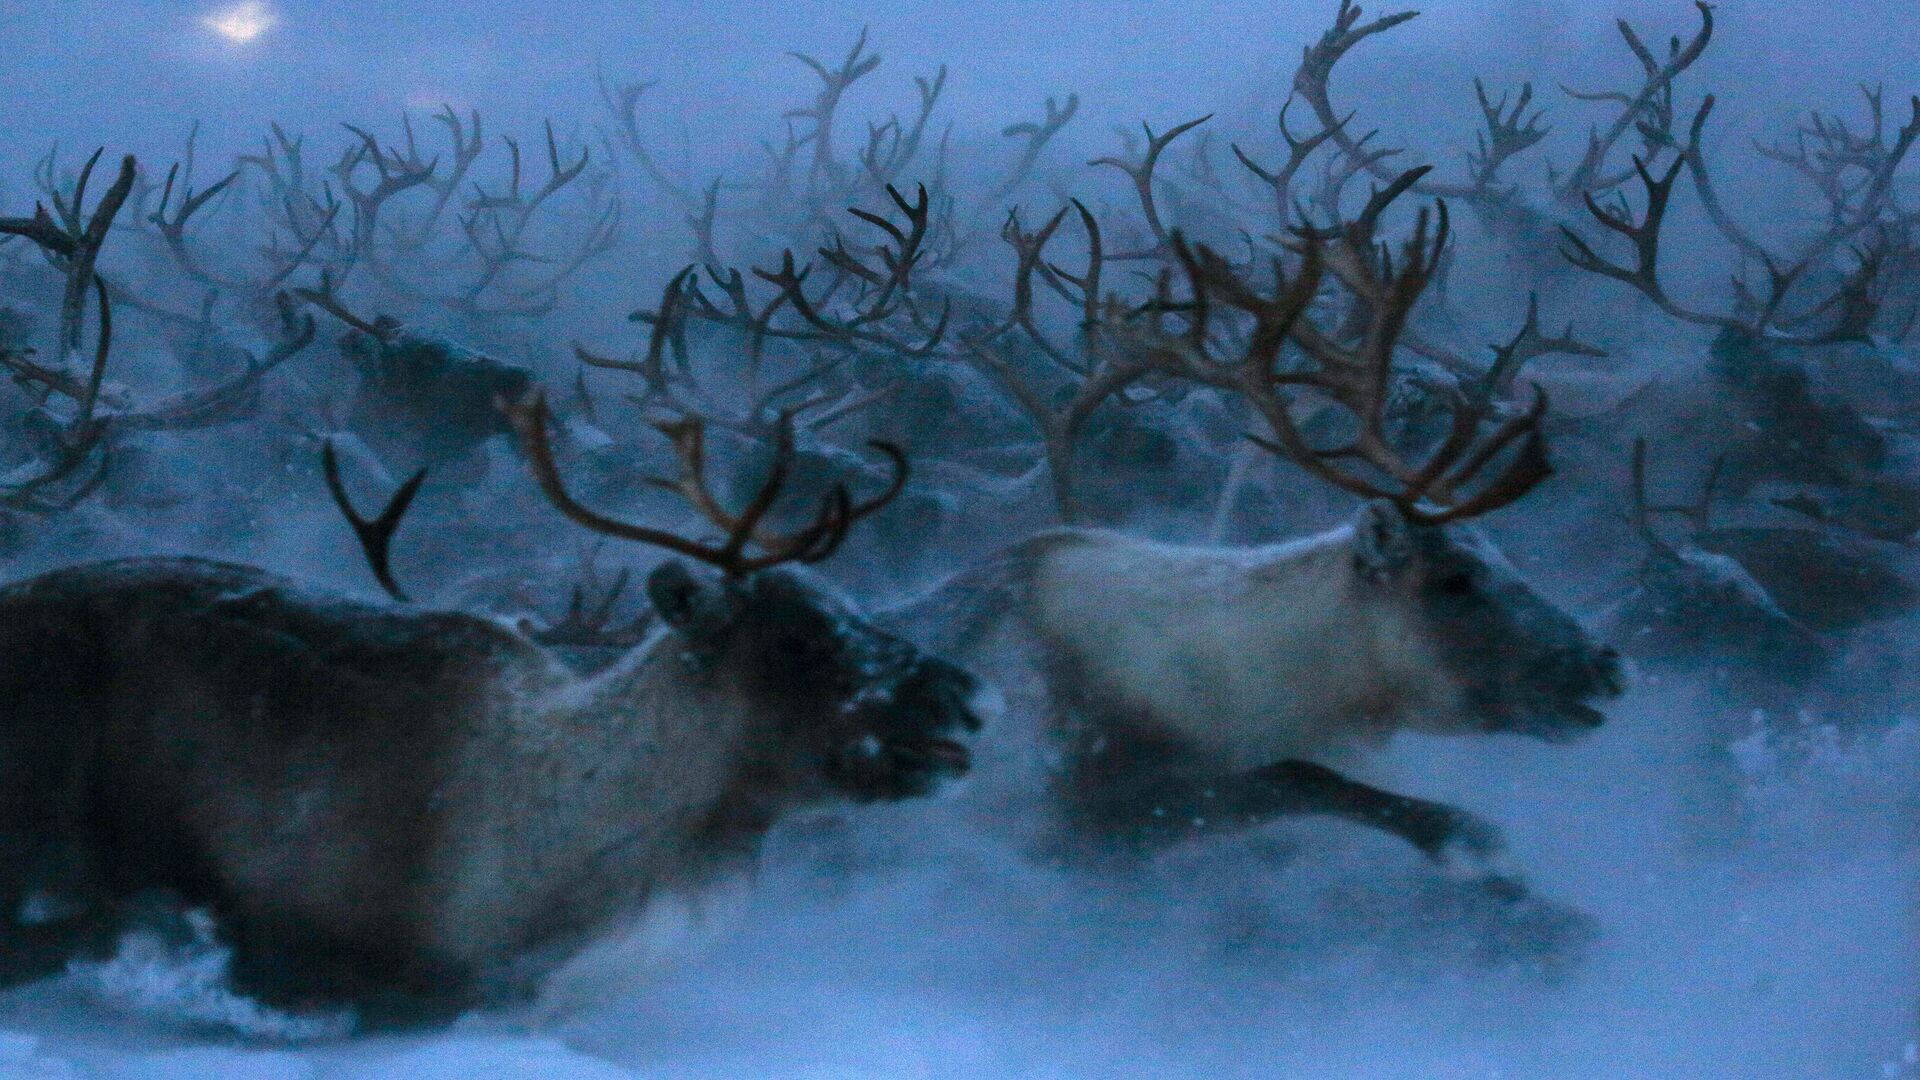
[1264,525,1452,731]
[426,628,773,970]
[558,628,768,791]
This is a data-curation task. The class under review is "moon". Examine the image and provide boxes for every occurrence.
[204,2,276,44]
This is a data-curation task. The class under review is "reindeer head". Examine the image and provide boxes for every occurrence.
[506,393,981,803]
[1350,501,1624,742]
[1612,439,1833,685]
[645,562,980,801]
[1150,178,1625,741]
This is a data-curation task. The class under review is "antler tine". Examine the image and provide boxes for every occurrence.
[784,442,908,564]
[848,441,909,520]
[1626,436,1699,554]
[721,408,802,562]
[687,411,902,568]
[1406,386,1552,524]
[1629,437,1656,539]
[1401,382,1494,498]
[1276,196,1451,492]
[1170,171,1548,524]
[1165,231,1394,505]
[1628,436,1732,548]
[588,566,633,628]
[507,392,906,576]
[293,270,397,341]
[322,440,427,602]
[1418,428,1549,523]
[1695,454,1726,530]
[505,392,750,570]
[774,442,909,567]
[785,486,856,566]
[641,410,806,562]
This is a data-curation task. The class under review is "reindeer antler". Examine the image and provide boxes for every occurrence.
[1149,169,1553,525]
[322,440,427,602]
[503,392,907,576]
[1629,437,1725,547]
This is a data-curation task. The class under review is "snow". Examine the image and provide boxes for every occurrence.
[0,701,1908,1078]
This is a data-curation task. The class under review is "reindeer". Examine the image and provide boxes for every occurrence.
[1602,438,1918,846]
[1610,439,1828,689]
[0,395,979,1028]
[894,179,1624,867]
[1611,438,1919,689]
[0,153,318,515]
[290,276,534,485]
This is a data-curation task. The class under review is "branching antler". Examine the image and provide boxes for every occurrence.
[240,124,350,282]
[789,28,885,187]
[0,151,139,511]
[1292,0,1420,178]
[1555,2,1715,200]
[390,106,486,252]
[1290,2,1492,202]
[292,268,399,340]
[1477,292,1607,404]
[1233,99,1351,225]
[1,150,137,366]
[1467,79,1550,194]
[1090,115,1212,258]
[1560,128,1905,346]
[600,182,947,437]
[503,392,907,576]
[323,438,427,602]
[332,122,437,265]
[150,145,339,297]
[859,65,947,188]
[3,289,316,436]
[0,276,114,513]
[451,120,620,317]
[1139,172,1554,524]
[958,201,1173,523]
[757,184,951,356]
[994,93,1080,199]
[1286,1,1710,211]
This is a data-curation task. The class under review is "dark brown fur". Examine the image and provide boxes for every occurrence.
[0,556,977,1026]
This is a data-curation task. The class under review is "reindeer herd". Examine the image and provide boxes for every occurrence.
[0,0,1914,1033]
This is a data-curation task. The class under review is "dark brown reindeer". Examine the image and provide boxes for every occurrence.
[0,394,978,1028]
[1610,438,1918,688]
[1554,90,1920,541]
[895,177,1623,870]
[290,274,534,483]
[0,152,317,513]
[1605,438,1915,846]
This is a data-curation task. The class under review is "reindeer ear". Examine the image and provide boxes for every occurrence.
[647,561,726,631]
[1352,500,1418,584]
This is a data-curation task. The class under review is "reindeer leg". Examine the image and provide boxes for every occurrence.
[1086,757,1503,863]
[1220,760,1504,862]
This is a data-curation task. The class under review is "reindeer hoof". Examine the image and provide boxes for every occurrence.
[1413,807,1505,863]
[1476,873,1531,903]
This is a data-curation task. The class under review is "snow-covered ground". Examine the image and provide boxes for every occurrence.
[0,698,1909,1079]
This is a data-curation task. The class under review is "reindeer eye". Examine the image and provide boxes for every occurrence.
[780,636,825,661]
[1436,572,1476,596]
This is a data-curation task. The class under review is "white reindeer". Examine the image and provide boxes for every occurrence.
[897,185,1623,865]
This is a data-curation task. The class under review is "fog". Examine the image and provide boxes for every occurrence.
[7,1,1917,175]
[0,0,1915,1077]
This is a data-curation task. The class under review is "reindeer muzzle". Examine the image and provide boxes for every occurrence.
[830,658,981,801]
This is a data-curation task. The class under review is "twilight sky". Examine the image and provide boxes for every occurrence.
[1,1,1915,204]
